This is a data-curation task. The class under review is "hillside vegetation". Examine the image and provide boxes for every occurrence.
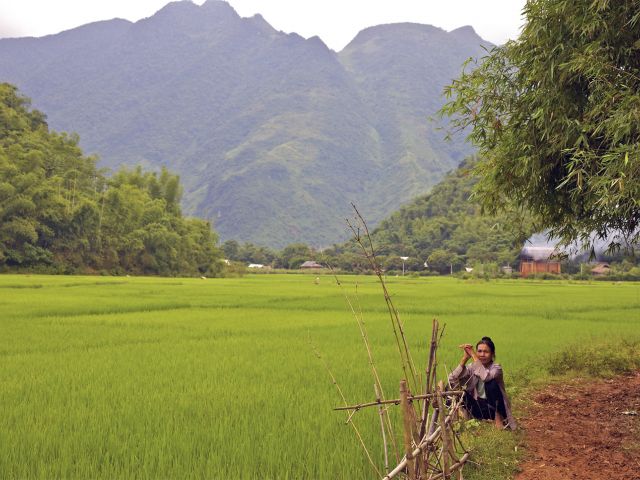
[318,159,535,273]
[0,0,490,246]
[0,84,222,276]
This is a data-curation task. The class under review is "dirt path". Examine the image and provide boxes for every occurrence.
[515,371,640,480]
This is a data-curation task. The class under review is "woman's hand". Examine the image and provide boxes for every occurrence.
[459,343,478,363]
[458,343,473,365]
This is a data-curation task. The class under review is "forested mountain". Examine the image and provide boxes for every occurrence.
[0,84,222,275]
[0,0,490,247]
[321,159,536,273]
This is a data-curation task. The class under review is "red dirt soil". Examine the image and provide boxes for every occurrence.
[516,371,640,480]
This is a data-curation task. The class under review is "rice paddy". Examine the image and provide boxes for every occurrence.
[0,274,638,478]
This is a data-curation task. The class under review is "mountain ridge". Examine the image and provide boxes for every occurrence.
[0,1,490,247]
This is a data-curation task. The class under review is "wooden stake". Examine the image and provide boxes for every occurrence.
[436,382,450,478]
[400,379,417,479]
[419,319,439,438]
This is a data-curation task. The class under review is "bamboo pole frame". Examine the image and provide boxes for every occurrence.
[328,205,471,480]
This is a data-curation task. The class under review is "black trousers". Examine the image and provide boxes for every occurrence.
[463,380,507,421]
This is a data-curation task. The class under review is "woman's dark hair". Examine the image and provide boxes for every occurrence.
[476,336,495,356]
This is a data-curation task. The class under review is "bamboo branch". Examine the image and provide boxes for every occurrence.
[347,204,421,393]
[333,391,464,411]
[344,408,358,425]
[327,265,384,393]
[374,383,389,473]
[424,406,440,469]
[326,264,400,462]
[450,453,471,476]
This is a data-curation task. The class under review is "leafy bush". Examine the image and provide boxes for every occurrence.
[593,272,640,281]
[222,261,246,278]
[547,338,640,377]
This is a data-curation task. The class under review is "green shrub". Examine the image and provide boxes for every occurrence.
[547,338,640,377]
[223,261,246,278]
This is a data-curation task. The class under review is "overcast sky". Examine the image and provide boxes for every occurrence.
[0,0,526,50]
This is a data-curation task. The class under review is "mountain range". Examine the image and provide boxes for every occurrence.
[0,0,490,247]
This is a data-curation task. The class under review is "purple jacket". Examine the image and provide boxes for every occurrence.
[449,360,517,430]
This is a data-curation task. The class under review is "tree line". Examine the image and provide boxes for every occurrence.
[223,156,637,276]
[222,159,538,274]
[0,84,222,276]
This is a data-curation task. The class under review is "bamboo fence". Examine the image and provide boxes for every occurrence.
[330,205,470,479]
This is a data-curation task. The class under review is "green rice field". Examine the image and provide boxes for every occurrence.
[1,274,638,478]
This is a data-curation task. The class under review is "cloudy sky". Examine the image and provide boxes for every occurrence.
[0,0,526,50]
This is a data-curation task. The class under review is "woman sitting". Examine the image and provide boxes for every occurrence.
[448,337,517,430]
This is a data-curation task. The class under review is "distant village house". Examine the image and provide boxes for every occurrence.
[519,246,561,276]
[590,262,611,276]
[300,261,323,269]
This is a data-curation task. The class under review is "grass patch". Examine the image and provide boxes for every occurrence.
[0,274,637,478]
[547,337,640,377]
[459,422,522,480]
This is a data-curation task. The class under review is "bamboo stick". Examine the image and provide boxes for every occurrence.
[380,390,467,479]
[426,452,470,480]
[406,386,424,478]
[375,383,389,473]
[419,319,439,438]
[436,382,450,478]
[344,408,358,425]
[428,407,440,436]
[400,380,417,479]
[449,453,470,477]
[347,204,420,392]
[334,391,464,411]
[382,390,469,480]
[423,407,439,470]
[382,426,442,480]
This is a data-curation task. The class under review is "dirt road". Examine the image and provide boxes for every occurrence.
[516,372,640,480]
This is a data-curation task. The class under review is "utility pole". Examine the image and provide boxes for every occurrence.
[400,256,409,276]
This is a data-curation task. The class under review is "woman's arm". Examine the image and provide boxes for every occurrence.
[449,344,473,385]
